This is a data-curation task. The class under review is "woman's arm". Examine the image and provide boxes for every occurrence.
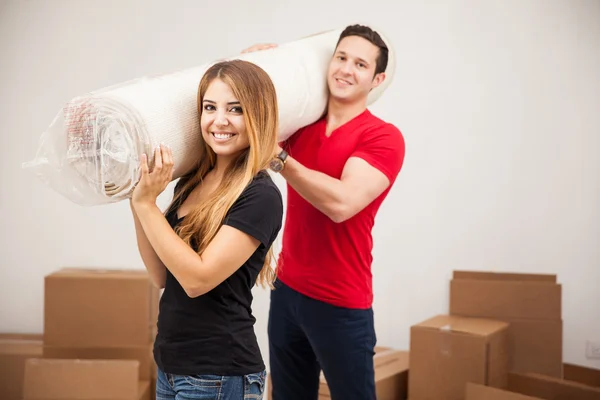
[133,202,261,297]
[130,200,167,289]
[129,144,282,297]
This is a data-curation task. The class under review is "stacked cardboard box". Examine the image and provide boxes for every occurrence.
[0,334,43,400]
[408,314,509,400]
[266,346,409,400]
[23,359,150,400]
[409,269,600,400]
[17,268,160,399]
[466,366,600,399]
[318,347,409,400]
[449,271,563,377]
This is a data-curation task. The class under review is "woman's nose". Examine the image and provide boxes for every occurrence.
[215,112,229,126]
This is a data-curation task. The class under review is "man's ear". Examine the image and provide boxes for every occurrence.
[371,72,386,90]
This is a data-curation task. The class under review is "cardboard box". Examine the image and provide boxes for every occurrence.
[466,382,541,399]
[266,347,409,400]
[409,314,509,400]
[467,367,600,400]
[150,360,157,400]
[507,370,600,400]
[44,268,159,347]
[0,333,43,341]
[0,336,43,400]
[23,358,150,400]
[449,270,562,377]
[318,348,409,399]
[564,363,600,389]
[43,344,155,380]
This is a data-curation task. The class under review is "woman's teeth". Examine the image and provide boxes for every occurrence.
[213,132,234,140]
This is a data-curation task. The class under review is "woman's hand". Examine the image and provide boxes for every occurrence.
[132,144,174,207]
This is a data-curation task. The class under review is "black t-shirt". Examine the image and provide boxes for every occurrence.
[153,170,283,376]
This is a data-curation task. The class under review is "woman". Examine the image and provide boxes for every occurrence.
[130,59,283,399]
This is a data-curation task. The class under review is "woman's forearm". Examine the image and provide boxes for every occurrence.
[130,200,167,289]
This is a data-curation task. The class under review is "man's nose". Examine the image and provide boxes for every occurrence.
[340,61,353,74]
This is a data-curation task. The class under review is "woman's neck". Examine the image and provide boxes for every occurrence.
[209,154,236,181]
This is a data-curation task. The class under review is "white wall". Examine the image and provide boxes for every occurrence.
[1,0,599,370]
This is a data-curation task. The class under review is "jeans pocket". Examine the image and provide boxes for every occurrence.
[243,371,266,399]
[182,374,223,389]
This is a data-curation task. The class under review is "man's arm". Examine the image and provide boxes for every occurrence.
[279,126,405,223]
[281,155,389,223]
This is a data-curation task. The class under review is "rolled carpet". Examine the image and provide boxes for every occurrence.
[23,27,395,206]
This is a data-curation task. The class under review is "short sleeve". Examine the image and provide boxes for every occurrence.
[351,124,405,183]
[223,179,283,248]
[279,124,308,153]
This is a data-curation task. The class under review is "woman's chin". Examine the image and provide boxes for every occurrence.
[210,145,248,158]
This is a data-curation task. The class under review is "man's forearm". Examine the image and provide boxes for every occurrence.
[281,156,348,222]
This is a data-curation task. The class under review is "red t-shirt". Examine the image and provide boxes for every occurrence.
[277,109,405,309]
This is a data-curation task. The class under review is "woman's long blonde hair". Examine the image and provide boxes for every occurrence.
[167,60,279,289]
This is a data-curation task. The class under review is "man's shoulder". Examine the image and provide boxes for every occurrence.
[361,111,403,141]
[364,110,400,130]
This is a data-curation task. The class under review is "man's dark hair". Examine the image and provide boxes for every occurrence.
[336,24,389,75]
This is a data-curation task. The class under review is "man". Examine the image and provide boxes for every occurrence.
[244,24,405,399]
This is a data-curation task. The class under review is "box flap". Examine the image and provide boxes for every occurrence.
[23,358,139,399]
[319,349,408,383]
[48,268,149,281]
[450,279,561,320]
[0,338,44,400]
[374,348,407,368]
[415,315,508,336]
[563,363,600,388]
[375,352,409,381]
[466,382,542,400]
[508,371,600,400]
[138,381,150,400]
[0,333,43,341]
[319,350,408,398]
[0,338,43,355]
[453,270,557,283]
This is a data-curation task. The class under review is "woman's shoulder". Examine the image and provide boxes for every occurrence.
[237,171,282,206]
[247,170,280,190]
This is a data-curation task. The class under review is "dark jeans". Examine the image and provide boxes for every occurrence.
[268,280,376,400]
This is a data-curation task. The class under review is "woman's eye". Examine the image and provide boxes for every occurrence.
[203,104,215,111]
[230,106,243,114]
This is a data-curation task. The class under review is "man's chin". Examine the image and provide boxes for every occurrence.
[329,90,355,102]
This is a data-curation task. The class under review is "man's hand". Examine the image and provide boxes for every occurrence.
[241,43,278,54]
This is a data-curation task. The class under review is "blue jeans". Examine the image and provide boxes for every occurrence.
[156,368,266,400]
[268,280,376,400]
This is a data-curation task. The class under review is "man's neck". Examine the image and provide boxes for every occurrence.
[325,96,368,136]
